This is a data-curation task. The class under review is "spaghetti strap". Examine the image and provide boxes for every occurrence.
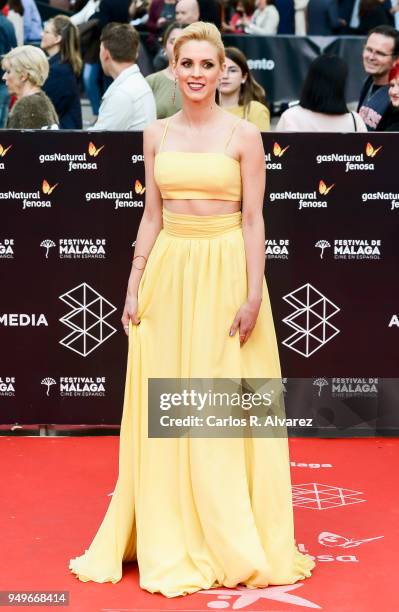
[158,117,171,153]
[224,119,241,152]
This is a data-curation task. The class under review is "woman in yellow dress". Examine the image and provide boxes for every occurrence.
[69,21,315,597]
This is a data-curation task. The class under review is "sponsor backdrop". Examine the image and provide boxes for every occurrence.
[1,131,398,434]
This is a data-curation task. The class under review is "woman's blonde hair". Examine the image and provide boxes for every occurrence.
[49,15,83,77]
[1,45,49,87]
[173,21,225,66]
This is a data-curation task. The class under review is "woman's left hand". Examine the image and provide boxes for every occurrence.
[229,298,262,347]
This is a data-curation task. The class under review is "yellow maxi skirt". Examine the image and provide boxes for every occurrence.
[69,208,315,597]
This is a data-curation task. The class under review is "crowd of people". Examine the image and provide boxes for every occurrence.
[0,0,398,131]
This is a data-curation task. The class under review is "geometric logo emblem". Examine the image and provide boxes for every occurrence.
[292,483,366,510]
[282,283,340,357]
[59,283,116,357]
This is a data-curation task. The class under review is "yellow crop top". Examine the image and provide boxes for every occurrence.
[153,116,242,201]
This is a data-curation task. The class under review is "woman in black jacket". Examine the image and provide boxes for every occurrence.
[41,15,83,129]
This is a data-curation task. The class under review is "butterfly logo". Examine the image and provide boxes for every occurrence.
[0,144,12,157]
[42,179,59,195]
[365,142,382,158]
[88,141,105,157]
[273,142,290,157]
[134,179,145,195]
[319,179,335,196]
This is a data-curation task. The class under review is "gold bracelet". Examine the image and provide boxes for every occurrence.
[132,254,147,270]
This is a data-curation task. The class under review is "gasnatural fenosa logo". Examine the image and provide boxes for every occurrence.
[0,180,59,210]
[85,180,145,210]
[315,142,381,172]
[361,190,399,211]
[269,180,335,210]
[38,141,104,172]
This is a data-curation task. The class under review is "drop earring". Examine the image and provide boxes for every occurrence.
[172,78,177,106]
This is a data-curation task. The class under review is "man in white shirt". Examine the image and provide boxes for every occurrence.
[92,22,156,131]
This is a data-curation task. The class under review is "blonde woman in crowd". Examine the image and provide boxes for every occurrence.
[219,46,270,130]
[2,45,58,128]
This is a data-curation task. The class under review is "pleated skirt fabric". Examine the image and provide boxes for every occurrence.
[68,208,315,597]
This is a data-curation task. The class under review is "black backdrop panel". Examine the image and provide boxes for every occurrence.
[1,131,398,432]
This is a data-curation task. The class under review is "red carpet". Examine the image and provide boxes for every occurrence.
[1,436,396,611]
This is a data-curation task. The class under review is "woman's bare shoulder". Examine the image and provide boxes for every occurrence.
[143,112,181,147]
[143,118,165,139]
[143,118,167,153]
[219,109,260,138]
[235,116,263,151]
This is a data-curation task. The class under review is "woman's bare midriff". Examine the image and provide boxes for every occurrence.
[163,199,241,215]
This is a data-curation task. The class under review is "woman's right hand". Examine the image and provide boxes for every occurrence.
[121,293,141,336]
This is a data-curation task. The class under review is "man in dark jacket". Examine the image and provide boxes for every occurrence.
[0,0,17,127]
[307,0,346,35]
[358,25,399,131]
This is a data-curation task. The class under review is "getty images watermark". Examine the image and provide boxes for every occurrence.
[148,378,314,438]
